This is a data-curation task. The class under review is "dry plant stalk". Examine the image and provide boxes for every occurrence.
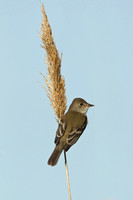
[40,4,71,200]
[64,151,72,200]
[39,4,67,122]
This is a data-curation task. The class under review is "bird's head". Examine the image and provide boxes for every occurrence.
[69,98,94,114]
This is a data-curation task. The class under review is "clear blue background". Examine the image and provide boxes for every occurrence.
[0,0,133,200]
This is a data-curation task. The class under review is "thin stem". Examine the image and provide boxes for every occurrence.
[64,150,72,200]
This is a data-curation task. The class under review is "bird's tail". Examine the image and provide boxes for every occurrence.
[48,146,63,166]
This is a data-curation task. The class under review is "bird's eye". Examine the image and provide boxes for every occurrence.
[80,103,83,106]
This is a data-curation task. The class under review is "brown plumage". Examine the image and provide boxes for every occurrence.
[48,98,94,166]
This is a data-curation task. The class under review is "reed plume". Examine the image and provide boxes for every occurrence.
[39,4,67,122]
[39,4,71,200]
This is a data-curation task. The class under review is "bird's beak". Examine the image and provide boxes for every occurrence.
[87,103,94,107]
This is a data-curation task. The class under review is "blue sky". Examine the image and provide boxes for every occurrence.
[0,0,133,200]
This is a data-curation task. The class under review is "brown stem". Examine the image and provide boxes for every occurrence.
[64,150,72,200]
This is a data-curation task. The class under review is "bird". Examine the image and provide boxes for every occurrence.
[48,97,94,166]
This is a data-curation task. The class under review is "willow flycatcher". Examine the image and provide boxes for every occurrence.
[48,98,94,166]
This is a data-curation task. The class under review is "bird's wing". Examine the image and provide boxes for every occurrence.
[64,117,88,152]
[54,119,67,145]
